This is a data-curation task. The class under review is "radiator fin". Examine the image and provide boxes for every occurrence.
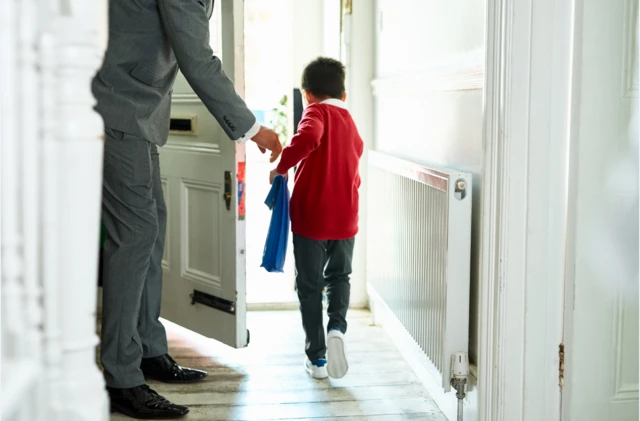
[367,151,472,391]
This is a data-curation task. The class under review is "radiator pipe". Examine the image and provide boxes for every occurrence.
[452,378,467,421]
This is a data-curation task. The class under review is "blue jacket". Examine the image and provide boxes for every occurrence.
[261,176,290,273]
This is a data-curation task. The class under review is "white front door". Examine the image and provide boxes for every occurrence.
[159,0,249,348]
[563,0,639,420]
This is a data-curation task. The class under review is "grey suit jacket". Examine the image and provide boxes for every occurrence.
[92,0,255,146]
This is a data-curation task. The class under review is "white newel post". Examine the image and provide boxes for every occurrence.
[53,0,109,420]
[40,1,64,419]
[41,46,65,421]
[2,0,108,419]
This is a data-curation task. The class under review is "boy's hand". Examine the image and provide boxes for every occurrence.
[252,126,282,163]
[269,169,287,185]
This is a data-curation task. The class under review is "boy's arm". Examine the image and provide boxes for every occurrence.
[275,105,325,174]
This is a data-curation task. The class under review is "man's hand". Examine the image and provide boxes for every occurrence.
[269,168,287,185]
[252,126,282,163]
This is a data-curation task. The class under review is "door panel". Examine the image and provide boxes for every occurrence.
[183,180,223,290]
[564,0,638,420]
[159,0,248,348]
[610,291,639,420]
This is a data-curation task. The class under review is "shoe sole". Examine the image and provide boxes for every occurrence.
[111,403,189,419]
[327,334,348,379]
[143,373,208,384]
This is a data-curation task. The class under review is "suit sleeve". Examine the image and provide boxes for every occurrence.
[158,0,256,141]
[276,105,325,174]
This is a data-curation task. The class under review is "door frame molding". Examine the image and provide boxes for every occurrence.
[560,1,585,420]
[478,0,576,419]
[221,0,249,348]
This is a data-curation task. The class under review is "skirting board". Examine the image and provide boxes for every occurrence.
[369,286,478,421]
[247,301,369,312]
[247,302,300,311]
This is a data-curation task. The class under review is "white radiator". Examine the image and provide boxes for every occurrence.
[367,151,472,392]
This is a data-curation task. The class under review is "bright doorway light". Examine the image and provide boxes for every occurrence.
[244,0,297,305]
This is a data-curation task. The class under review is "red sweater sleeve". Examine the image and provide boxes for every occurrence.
[276,104,325,174]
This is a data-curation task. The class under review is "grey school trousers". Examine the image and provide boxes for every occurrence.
[100,127,168,388]
[293,234,355,362]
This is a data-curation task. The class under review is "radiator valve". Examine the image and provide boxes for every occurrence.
[451,351,469,380]
[451,352,469,421]
[454,179,468,200]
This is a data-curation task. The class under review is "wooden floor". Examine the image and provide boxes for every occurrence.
[109,310,446,421]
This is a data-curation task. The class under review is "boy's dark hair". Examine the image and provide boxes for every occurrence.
[301,57,346,100]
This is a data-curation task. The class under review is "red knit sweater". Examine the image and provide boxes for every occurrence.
[276,100,364,240]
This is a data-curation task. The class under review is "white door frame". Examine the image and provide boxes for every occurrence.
[227,0,250,347]
[477,0,575,420]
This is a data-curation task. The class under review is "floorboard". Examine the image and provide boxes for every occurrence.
[107,310,445,420]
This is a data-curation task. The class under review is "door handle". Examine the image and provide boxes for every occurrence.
[224,170,231,211]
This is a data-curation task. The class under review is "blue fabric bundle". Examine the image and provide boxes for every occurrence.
[261,175,290,273]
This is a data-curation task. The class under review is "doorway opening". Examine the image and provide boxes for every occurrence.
[244,0,297,306]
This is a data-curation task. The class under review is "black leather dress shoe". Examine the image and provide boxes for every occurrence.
[108,384,189,419]
[141,354,208,383]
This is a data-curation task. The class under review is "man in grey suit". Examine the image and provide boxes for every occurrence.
[92,0,282,418]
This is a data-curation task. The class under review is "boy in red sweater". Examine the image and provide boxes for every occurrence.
[270,57,364,379]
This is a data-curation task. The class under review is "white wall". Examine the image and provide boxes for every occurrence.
[322,0,341,59]
[292,0,325,89]
[344,1,376,309]
[373,0,484,362]
[97,0,108,53]
[291,0,343,84]
[375,0,484,79]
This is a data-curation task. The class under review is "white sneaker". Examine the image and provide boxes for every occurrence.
[305,358,328,379]
[327,329,349,378]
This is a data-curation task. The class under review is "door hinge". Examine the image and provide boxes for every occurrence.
[224,171,232,211]
[558,343,565,388]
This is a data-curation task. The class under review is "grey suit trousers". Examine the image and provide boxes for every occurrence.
[100,127,168,388]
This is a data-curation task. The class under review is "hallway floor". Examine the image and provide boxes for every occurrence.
[109,310,446,421]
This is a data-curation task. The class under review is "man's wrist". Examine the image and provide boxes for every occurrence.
[237,120,261,143]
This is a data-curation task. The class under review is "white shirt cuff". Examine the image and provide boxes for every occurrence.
[237,120,261,143]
